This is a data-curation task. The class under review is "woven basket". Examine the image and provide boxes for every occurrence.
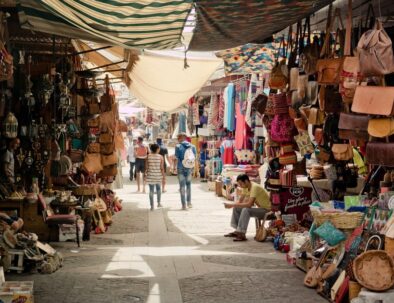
[311,211,364,229]
[348,281,361,300]
[353,250,394,291]
[385,237,394,260]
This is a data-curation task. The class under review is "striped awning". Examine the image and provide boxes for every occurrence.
[189,0,334,51]
[17,0,193,50]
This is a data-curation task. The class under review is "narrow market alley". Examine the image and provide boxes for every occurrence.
[8,171,325,303]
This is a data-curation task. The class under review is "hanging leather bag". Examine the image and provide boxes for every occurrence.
[87,143,101,154]
[272,93,289,115]
[99,130,113,144]
[82,152,103,174]
[101,153,118,167]
[100,143,114,155]
[319,85,342,113]
[366,142,394,166]
[332,144,354,161]
[357,20,394,76]
[270,114,295,143]
[352,86,394,116]
[316,7,344,85]
[269,37,288,90]
[308,108,325,125]
[251,94,268,115]
[368,118,394,138]
[338,113,369,140]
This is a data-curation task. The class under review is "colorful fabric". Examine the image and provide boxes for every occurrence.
[217,92,225,129]
[235,103,246,150]
[192,99,200,126]
[216,43,276,75]
[18,0,193,50]
[189,0,332,51]
[235,80,249,115]
[226,83,236,132]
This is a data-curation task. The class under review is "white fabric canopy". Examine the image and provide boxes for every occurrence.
[129,51,222,111]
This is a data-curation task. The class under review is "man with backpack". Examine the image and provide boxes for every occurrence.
[134,136,148,193]
[175,133,196,210]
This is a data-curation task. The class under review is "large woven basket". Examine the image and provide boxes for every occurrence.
[353,250,394,291]
[311,211,364,229]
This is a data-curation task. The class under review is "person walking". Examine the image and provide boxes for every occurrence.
[145,143,164,211]
[134,136,148,193]
[127,138,137,181]
[175,133,196,210]
[156,137,170,192]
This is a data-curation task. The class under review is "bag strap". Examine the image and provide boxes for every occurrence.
[344,0,352,56]
[364,3,376,29]
[320,5,333,58]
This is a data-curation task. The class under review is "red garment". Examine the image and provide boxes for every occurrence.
[223,147,234,164]
[235,103,246,150]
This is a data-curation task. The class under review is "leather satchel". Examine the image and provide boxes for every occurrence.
[368,118,394,138]
[100,143,114,155]
[332,144,354,161]
[317,58,344,85]
[319,85,342,113]
[352,86,394,116]
[269,60,288,90]
[251,94,268,115]
[99,131,113,144]
[338,113,369,140]
[308,108,325,125]
[357,20,394,76]
[366,143,394,166]
[87,143,100,154]
[82,152,103,174]
[339,56,363,104]
[87,117,100,128]
[98,165,118,177]
[101,153,118,167]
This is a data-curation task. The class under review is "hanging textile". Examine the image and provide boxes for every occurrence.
[217,92,225,129]
[221,139,235,165]
[236,80,249,115]
[178,111,187,134]
[235,103,246,150]
[192,98,200,126]
[18,0,193,50]
[226,83,236,132]
[216,43,276,75]
[211,94,220,129]
[187,103,194,135]
[223,86,229,129]
[189,0,332,51]
[129,51,222,111]
[146,108,153,124]
[207,94,216,130]
[245,74,264,127]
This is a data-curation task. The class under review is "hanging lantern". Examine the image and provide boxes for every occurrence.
[2,112,18,138]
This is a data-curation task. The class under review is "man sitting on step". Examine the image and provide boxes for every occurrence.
[224,174,271,241]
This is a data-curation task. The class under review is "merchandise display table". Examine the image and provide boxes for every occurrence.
[297,176,365,194]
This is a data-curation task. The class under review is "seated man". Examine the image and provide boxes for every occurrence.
[224,174,271,241]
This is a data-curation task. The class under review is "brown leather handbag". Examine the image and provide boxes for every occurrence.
[308,108,325,125]
[319,85,342,113]
[269,60,288,90]
[98,165,118,177]
[368,118,394,138]
[99,131,113,144]
[87,143,100,154]
[352,86,394,116]
[251,94,268,115]
[317,58,344,85]
[338,113,369,140]
[332,144,354,161]
[87,117,100,128]
[100,143,114,155]
[101,153,118,167]
[69,149,83,163]
[366,142,394,166]
[82,152,103,174]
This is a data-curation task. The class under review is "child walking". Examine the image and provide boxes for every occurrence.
[145,143,165,210]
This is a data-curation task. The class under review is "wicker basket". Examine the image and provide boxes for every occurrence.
[353,250,394,291]
[311,211,364,229]
[385,237,394,260]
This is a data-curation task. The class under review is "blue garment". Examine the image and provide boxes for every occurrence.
[178,112,187,133]
[226,83,235,131]
[175,141,197,169]
[178,167,192,206]
[149,184,161,208]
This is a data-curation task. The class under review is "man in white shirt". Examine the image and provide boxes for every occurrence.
[127,138,137,181]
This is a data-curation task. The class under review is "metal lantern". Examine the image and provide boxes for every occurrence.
[2,112,18,138]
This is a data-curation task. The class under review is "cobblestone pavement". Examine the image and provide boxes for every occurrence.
[7,169,326,303]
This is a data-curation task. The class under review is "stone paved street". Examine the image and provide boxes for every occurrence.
[7,171,326,303]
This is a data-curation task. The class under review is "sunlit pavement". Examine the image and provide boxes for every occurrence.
[7,167,326,303]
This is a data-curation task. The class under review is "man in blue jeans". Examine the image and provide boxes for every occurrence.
[175,133,196,210]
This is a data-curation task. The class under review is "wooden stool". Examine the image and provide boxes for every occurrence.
[8,249,24,273]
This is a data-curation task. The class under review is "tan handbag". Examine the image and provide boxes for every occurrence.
[101,153,118,167]
[82,152,103,174]
[87,116,100,128]
[87,143,100,154]
[340,56,363,104]
[289,67,299,91]
[99,131,113,144]
[308,108,325,125]
[332,144,353,161]
[269,59,288,90]
[352,86,394,116]
[98,165,118,177]
[100,143,114,155]
[254,226,267,242]
[357,20,394,76]
[368,118,394,138]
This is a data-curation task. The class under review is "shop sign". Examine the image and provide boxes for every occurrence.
[280,186,312,220]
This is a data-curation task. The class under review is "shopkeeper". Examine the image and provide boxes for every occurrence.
[224,174,270,242]
[1,138,20,188]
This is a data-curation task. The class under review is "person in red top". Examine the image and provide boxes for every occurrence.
[134,137,148,193]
